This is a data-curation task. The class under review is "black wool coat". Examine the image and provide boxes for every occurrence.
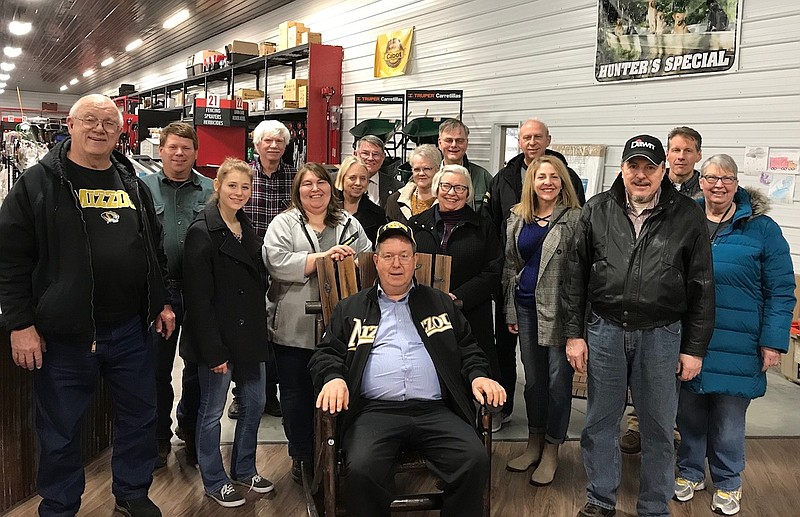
[181,199,269,371]
[408,205,503,376]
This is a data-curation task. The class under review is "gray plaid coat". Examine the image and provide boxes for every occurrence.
[502,205,580,346]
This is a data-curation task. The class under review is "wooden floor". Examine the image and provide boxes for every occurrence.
[7,439,800,516]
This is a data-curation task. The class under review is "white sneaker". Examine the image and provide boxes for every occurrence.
[711,488,741,515]
[674,477,705,502]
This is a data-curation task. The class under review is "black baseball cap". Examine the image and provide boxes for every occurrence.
[622,134,666,165]
[375,221,416,249]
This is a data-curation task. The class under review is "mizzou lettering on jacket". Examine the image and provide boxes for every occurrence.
[77,189,137,210]
[347,317,379,351]
[420,312,453,337]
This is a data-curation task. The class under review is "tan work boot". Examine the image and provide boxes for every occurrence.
[530,442,559,486]
[506,433,544,472]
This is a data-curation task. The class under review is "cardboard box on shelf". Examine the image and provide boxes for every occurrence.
[259,41,277,56]
[283,79,309,101]
[301,32,322,45]
[287,25,308,49]
[282,100,300,109]
[279,21,305,50]
[298,85,308,108]
[226,40,259,65]
[236,88,266,100]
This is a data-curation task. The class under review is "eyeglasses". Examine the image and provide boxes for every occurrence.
[378,252,414,264]
[702,175,737,185]
[412,166,434,174]
[439,182,468,195]
[75,115,120,132]
[441,138,466,146]
[358,151,384,159]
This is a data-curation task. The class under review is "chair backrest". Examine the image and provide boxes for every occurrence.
[314,252,452,326]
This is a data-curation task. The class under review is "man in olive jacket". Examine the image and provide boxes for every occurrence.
[309,222,505,517]
[562,134,714,517]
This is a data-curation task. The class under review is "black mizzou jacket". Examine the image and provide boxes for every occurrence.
[308,283,490,433]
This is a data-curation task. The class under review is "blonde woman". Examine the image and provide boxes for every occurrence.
[385,144,440,223]
[502,155,581,486]
[182,158,272,507]
[334,156,387,243]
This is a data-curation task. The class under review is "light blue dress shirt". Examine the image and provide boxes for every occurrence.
[360,285,443,401]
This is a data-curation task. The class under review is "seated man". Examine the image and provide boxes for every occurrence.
[309,221,506,517]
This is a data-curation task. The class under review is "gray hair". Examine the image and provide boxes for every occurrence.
[356,135,386,152]
[409,144,442,173]
[433,164,474,206]
[520,118,550,136]
[69,94,123,126]
[701,154,739,177]
[253,120,291,145]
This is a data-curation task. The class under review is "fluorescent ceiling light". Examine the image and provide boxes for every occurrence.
[125,39,143,52]
[101,57,114,67]
[0,83,6,88]
[0,62,15,71]
[163,9,190,29]
[3,47,22,58]
[60,85,68,91]
[82,69,94,77]
[69,78,78,85]
[0,74,9,80]
[9,21,32,35]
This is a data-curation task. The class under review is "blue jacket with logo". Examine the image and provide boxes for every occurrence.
[684,188,795,399]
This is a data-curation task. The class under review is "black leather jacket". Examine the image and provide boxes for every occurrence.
[562,173,715,357]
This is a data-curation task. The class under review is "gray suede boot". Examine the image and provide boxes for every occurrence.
[506,433,544,472]
[530,442,559,486]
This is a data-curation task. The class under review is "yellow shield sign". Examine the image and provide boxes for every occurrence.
[374,28,414,78]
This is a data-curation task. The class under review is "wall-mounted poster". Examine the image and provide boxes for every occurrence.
[595,0,742,82]
[551,144,607,199]
[374,28,414,78]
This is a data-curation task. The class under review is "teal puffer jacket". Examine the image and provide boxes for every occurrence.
[684,187,795,399]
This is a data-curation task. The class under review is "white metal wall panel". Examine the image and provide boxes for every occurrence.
[92,0,800,267]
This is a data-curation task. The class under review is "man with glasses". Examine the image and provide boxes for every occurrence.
[437,118,492,213]
[309,221,505,517]
[355,135,402,208]
[227,120,296,420]
[562,134,714,517]
[620,126,705,455]
[0,94,173,516]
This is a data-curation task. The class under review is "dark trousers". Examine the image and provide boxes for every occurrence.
[494,299,517,415]
[35,316,156,516]
[342,400,488,517]
[273,343,314,461]
[153,292,200,440]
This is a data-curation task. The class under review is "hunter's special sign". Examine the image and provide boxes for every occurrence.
[595,0,742,82]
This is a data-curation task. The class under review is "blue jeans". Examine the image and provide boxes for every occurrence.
[196,362,265,493]
[581,314,681,517]
[516,302,573,443]
[676,388,750,491]
[273,343,315,461]
[34,316,156,516]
